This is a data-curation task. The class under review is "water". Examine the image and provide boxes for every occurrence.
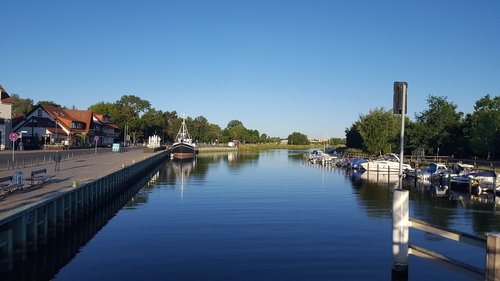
[32,150,500,280]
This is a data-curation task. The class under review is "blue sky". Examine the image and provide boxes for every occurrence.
[1,1,499,138]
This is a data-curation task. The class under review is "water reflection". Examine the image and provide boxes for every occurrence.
[343,165,500,236]
[4,165,162,281]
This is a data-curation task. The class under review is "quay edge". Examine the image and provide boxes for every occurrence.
[0,150,170,269]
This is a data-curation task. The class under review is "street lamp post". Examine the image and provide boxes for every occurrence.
[55,120,58,144]
[19,131,27,151]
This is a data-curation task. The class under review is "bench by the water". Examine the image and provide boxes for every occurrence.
[0,174,24,197]
[29,169,54,187]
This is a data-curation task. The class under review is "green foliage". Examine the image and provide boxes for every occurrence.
[162,111,179,142]
[37,100,65,108]
[328,137,345,146]
[88,102,118,116]
[220,120,262,144]
[10,94,34,115]
[469,95,500,158]
[206,123,223,143]
[412,96,463,156]
[357,107,399,155]
[227,120,243,128]
[141,109,165,138]
[345,122,363,149]
[346,94,500,159]
[287,132,310,145]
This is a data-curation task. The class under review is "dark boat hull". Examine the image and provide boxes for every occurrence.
[172,143,196,159]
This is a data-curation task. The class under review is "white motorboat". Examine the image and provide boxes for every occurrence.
[405,162,448,181]
[360,153,412,173]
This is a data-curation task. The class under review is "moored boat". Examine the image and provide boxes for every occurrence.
[360,153,412,173]
[171,117,197,159]
[405,162,448,182]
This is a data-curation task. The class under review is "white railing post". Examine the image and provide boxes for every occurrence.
[486,233,500,281]
[393,189,409,277]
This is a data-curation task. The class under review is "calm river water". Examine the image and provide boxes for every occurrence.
[47,150,500,280]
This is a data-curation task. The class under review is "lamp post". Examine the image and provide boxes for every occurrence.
[55,120,58,144]
[19,131,27,151]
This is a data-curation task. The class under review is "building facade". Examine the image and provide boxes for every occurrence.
[0,85,14,150]
[12,105,120,149]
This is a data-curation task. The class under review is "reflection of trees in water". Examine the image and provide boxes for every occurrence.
[409,182,457,229]
[288,149,310,162]
[226,152,259,171]
[144,152,261,190]
[409,182,500,235]
[348,170,392,219]
[349,167,500,236]
[123,165,163,208]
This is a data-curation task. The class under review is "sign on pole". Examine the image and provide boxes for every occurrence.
[393,82,408,114]
[393,81,408,189]
[9,133,18,142]
[10,133,18,161]
[94,136,99,155]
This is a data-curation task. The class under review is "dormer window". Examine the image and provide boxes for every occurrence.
[71,122,86,129]
[38,109,43,116]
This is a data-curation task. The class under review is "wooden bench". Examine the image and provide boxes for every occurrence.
[29,169,55,187]
[0,175,24,197]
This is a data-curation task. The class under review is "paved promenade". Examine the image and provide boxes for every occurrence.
[0,149,165,216]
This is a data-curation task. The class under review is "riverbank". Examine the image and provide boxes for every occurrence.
[198,144,322,152]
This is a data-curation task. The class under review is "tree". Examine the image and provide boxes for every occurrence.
[412,96,463,156]
[116,95,151,116]
[88,102,118,116]
[191,116,210,143]
[226,120,243,128]
[225,124,247,142]
[163,111,179,143]
[37,100,64,108]
[328,138,345,146]
[141,109,165,139]
[287,132,310,145]
[206,124,223,144]
[246,129,260,144]
[10,94,34,116]
[357,107,399,155]
[345,122,363,149]
[469,95,500,159]
[114,95,152,143]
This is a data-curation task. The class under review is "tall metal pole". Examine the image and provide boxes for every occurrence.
[398,83,407,189]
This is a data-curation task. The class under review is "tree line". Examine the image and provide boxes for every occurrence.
[345,95,500,160]
[10,94,288,144]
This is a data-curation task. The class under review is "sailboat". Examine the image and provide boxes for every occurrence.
[171,117,197,159]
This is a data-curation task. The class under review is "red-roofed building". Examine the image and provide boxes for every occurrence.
[0,85,14,150]
[93,113,120,145]
[12,105,120,149]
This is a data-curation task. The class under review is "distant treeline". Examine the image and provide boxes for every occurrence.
[345,95,500,160]
[11,94,345,146]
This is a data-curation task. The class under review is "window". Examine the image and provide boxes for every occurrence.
[38,109,43,116]
[71,122,86,129]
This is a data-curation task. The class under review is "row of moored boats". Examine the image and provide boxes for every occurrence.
[306,150,499,194]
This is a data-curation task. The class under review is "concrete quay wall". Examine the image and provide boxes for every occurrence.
[0,150,169,270]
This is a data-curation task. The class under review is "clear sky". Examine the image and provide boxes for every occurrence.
[1,0,499,138]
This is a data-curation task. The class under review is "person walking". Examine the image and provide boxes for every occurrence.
[54,151,62,171]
